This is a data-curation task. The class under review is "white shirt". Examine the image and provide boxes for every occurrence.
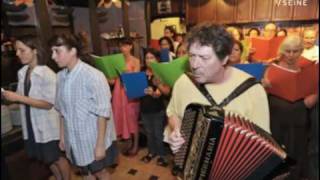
[167,51,176,62]
[302,45,319,63]
[17,65,60,143]
[55,60,117,166]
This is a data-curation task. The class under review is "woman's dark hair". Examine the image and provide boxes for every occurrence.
[48,33,84,57]
[16,34,46,65]
[175,43,183,55]
[142,47,160,71]
[77,31,90,54]
[186,23,233,61]
[175,43,188,57]
[144,47,160,60]
[48,33,97,66]
[119,37,134,54]
[119,37,133,46]
[277,28,288,36]
[159,36,174,52]
[175,33,186,42]
[247,27,261,36]
[233,40,244,54]
[164,26,177,38]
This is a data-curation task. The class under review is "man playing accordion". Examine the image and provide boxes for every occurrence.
[163,23,276,180]
[164,23,270,153]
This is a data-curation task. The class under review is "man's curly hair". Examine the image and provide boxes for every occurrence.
[186,23,234,61]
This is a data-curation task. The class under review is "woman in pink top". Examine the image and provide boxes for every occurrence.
[112,38,140,156]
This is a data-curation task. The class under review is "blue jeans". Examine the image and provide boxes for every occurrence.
[141,111,167,157]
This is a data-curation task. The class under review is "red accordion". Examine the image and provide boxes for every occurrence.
[174,104,287,180]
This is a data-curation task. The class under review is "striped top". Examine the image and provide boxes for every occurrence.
[55,60,117,166]
[17,65,60,143]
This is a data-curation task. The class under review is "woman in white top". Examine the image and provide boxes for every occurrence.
[2,35,70,180]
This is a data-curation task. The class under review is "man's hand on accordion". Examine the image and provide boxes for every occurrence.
[168,128,185,153]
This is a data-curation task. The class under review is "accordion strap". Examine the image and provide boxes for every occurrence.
[198,84,218,106]
[219,77,258,107]
[198,77,258,107]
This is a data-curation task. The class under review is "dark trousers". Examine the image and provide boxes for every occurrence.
[141,111,167,157]
[308,102,319,180]
[269,96,309,179]
[1,153,10,180]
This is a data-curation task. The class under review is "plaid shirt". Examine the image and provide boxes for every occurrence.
[17,65,60,143]
[55,60,116,166]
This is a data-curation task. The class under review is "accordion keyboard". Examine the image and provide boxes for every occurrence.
[173,105,200,171]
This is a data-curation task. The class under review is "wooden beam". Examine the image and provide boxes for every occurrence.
[67,7,75,34]
[88,0,102,55]
[122,0,130,37]
[34,0,53,48]
[34,0,60,71]
[145,0,151,43]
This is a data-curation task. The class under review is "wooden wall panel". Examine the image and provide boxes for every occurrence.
[252,0,273,21]
[293,0,318,20]
[236,0,253,23]
[216,0,236,23]
[272,0,294,21]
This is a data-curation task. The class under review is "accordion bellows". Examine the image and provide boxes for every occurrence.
[174,104,287,180]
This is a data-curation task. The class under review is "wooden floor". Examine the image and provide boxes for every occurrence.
[5,146,177,180]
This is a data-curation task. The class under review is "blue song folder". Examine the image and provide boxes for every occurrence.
[160,48,170,62]
[120,72,148,100]
[233,63,266,81]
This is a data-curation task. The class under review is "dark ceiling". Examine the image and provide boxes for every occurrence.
[53,0,143,7]
[53,0,99,7]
